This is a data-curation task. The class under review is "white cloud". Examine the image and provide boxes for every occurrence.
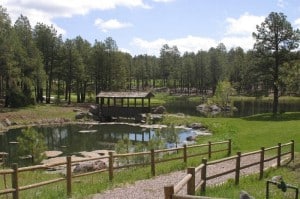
[295,18,300,29]
[94,18,133,32]
[225,13,265,36]
[131,35,217,56]
[2,0,150,35]
[219,13,265,51]
[131,13,265,56]
[221,36,255,51]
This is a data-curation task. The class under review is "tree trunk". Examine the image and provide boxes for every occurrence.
[273,41,279,115]
[273,84,279,114]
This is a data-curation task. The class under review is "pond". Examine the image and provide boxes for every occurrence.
[164,98,300,117]
[0,123,208,165]
[1,98,299,165]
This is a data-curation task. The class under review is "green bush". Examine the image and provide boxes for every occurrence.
[17,127,47,164]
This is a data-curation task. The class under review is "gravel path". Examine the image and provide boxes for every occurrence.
[88,154,286,199]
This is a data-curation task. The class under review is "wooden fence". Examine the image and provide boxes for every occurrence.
[164,140,295,199]
[0,139,231,199]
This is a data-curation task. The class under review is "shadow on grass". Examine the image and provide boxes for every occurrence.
[242,112,300,121]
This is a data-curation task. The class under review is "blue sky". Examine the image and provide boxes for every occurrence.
[1,0,300,56]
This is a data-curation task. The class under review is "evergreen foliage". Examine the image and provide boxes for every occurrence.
[1,8,300,108]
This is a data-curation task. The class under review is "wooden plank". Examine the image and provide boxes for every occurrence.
[174,174,192,194]
[19,178,65,191]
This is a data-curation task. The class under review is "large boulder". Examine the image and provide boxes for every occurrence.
[152,106,166,114]
[210,104,221,112]
[73,160,106,173]
[196,104,210,112]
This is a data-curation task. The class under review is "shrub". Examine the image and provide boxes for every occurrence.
[17,127,47,164]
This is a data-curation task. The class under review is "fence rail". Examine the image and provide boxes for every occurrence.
[164,140,295,199]
[0,139,231,199]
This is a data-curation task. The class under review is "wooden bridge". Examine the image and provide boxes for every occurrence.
[96,91,155,120]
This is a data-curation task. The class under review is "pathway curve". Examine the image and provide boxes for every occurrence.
[88,154,286,199]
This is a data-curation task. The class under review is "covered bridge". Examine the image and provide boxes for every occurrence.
[96,91,155,119]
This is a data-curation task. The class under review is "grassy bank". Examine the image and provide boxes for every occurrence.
[0,104,80,132]
[162,112,300,153]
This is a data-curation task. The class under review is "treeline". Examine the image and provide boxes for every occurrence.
[0,7,299,108]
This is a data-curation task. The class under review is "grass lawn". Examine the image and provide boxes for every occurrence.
[162,112,300,153]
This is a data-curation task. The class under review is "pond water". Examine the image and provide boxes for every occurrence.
[164,98,300,117]
[0,124,205,164]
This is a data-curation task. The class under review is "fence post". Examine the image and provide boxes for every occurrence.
[235,152,241,185]
[109,151,114,181]
[259,147,265,180]
[266,180,270,199]
[227,139,232,157]
[164,185,174,199]
[291,140,294,161]
[66,156,72,198]
[277,143,281,167]
[12,163,19,199]
[208,141,211,159]
[151,149,155,176]
[187,167,195,195]
[200,158,207,195]
[183,144,187,163]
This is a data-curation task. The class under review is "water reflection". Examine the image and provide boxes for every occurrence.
[0,124,200,164]
[164,98,300,117]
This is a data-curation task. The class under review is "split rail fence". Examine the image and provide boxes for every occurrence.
[164,140,295,199]
[0,139,231,199]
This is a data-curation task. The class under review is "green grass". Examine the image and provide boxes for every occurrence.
[161,112,300,153]
[202,154,300,199]
[0,104,77,127]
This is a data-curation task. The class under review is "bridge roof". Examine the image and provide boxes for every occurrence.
[96,91,155,98]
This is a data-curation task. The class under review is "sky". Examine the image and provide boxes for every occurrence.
[1,0,300,56]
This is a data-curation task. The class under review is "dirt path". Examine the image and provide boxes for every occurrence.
[88,154,286,199]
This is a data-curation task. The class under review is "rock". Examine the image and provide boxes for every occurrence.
[187,123,203,129]
[89,105,99,115]
[152,106,166,114]
[271,175,283,182]
[91,150,111,156]
[151,114,163,123]
[73,160,106,173]
[44,151,63,158]
[79,151,101,158]
[75,112,86,120]
[135,114,145,123]
[78,130,97,134]
[240,190,254,199]
[186,135,196,141]
[210,104,221,112]
[196,104,209,112]
[42,155,86,166]
[86,112,94,119]
[3,118,12,127]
